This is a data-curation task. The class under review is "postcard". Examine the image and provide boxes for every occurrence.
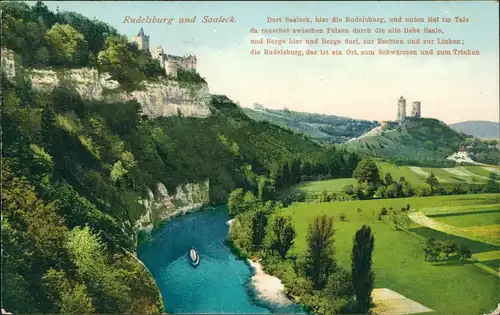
[1,1,499,315]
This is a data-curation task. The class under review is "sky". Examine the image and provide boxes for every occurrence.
[39,1,499,124]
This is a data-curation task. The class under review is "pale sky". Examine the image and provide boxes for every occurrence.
[40,1,499,124]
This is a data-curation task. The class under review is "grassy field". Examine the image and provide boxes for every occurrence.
[283,162,498,200]
[467,166,500,178]
[430,210,500,227]
[483,259,500,271]
[276,194,500,315]
[293,178,357,194]
[377,161,429,187]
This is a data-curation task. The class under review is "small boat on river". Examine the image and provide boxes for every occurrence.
[188,247,200,267]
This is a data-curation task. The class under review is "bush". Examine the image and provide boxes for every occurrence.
[339,213,346,221]
[379,207,388,216]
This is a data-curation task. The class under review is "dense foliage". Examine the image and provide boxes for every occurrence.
[424,238,472,262]
[2,159,164,314]
[1,1,166,90]
[465,138,500,165]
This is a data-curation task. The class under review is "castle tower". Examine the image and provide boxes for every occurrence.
[152,45,164,67]
[411,101,421,117]
[183,55,197,70]
[397,95,406,122]
[132,27,149,53]
[165,60,178,78]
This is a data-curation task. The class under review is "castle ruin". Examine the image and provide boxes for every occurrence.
[411,101,421,118]
[397,95,406,122]
[131,27,197,79]
[397,95,421,122]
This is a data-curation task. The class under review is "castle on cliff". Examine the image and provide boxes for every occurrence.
[397,95,421,123]
[131,27,197,78]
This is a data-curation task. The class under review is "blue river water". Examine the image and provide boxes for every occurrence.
[137,205,305,314]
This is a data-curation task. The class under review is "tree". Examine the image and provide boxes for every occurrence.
[325,268,354,299]
[426,172,439,193]
[384,173,394,186]
[257,176,275,201]
[375,185,387,198]
[290,159,301,184]
[251,209,268,251]
[41,104,57,155]
[353,158,380,186]
[391,210,409,230]
[270,215,296,259]
[401,180,414,197]
[45,23,87,66]
[304,214,336,289]
[97,35,144,88]
[282,161,292,187]
[52,86,85,115]
[59,284,95,314]
[228,188,257,216]
[483,173,499,193]
[352,225,375,313]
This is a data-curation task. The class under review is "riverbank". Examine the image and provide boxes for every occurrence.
[247,259,294,306]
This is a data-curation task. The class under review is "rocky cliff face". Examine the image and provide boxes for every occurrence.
[1,49,211,119]
[29,68,212,119]
[135,180,210,232]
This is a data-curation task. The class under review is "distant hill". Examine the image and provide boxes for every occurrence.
[342,117,466,164]
[242,107,378,144]
[450,121,499,139]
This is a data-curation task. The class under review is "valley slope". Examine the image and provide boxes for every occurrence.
[450,120,499,139]
[242,106,378,144]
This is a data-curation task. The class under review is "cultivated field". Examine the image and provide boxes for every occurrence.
[276,194,500,315]
[282,162,499,199]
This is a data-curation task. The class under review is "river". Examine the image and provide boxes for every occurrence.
[137,205,305,314]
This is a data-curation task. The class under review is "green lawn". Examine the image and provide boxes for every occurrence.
[276,194,500,315]
[377,161,428,187]
[284,162,496,200]
[422,203,500,216]
[408,226,499,254]
[466,166,500,178]
[430,210,500,227]
[296,178,357,193]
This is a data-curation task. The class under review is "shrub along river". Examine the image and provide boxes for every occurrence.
[137,205,305,314]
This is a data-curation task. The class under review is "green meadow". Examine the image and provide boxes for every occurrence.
[275,194,500,315]
[283,163,498,199]
[430,210,500,228]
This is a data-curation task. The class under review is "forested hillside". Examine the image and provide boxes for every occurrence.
[1,2,361,313]
[450,121,499,140]
[243,106,378,144]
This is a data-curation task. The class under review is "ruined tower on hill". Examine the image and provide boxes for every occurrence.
[132,27,150,53]
[397,95,406,123]
[411,101,421,117]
